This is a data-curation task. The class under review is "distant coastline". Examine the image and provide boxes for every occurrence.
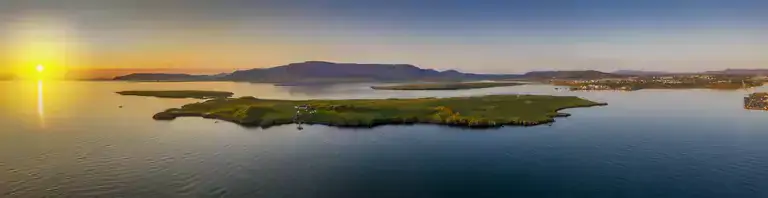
[555,75,765,91]
[105,61,768,88]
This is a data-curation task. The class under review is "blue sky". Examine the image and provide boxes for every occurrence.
[0,0,766,74]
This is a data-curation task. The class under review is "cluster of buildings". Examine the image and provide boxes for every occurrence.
[744,93,768,110]
[566,78,632,84]
[553,73,768,92]
[293,104,317,130]
[564,77,679,86]
[570,84,634,91]
[649,78,683,84]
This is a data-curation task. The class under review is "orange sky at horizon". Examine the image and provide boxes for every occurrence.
[1,1,766,80]
[64,67,243,79]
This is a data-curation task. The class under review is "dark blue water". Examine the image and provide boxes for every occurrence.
[1,81,767,197]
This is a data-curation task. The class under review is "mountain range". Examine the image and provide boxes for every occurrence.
[115,61,521,83]
[613,69,768,76]
[112,61,768,83]
[612,70,673,76]
[703,69,768,76]
[0,74,16,81]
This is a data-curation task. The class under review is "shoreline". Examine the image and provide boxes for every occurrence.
[371,82,523,91]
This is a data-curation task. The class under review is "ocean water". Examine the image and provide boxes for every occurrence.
[1,81,768,198]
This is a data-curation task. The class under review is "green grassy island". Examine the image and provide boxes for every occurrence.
[371,82,523,90]
[116,90,234,99]
[152,95,606,128]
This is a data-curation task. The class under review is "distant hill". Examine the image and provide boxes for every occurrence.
[613,70,672,76]
[520,70,629,79]
[117,61,650,83]
[221,61,519,83]
[113,73,217,81]
[703,69,768,76]
[0,74,16,81]
[613,69,768,76]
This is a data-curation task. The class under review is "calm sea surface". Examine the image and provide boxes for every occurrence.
[1,81,768,198]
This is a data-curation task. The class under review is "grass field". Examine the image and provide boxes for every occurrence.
[371,82,523,90]
[152,94,606,128]
[116,90,234,99]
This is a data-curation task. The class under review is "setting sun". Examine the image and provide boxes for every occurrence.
[14,64,66,80]
[7,16,79,80]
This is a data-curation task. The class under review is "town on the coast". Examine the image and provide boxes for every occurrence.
[552,75,767,91]
[745,93,768,111]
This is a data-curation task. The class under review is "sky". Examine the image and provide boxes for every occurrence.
[0,0,766,78]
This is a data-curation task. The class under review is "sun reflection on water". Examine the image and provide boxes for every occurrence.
[37,80,45,127]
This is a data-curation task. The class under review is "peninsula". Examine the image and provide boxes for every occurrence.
[151,94,606,128]
[371,82,523,90]
[117,90,234,99]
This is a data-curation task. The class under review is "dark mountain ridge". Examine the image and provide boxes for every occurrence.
[223,61,519,82]
[110,62,768,83]
[0,74,16,81]
[613,70,672,76]
[116,61,768,83]
[115,61,522,82]
[704,69,768,76]
[611,69,768,76]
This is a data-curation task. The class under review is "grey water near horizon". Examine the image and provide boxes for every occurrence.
[1,81,768,198]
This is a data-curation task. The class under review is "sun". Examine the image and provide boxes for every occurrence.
[16,64,66,80]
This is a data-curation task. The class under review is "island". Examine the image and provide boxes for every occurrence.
[151,94,606,128]
[116,90,234,99]
[371,82,523,90]
[744,93,768,110]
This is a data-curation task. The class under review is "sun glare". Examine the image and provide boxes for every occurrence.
[8,16,80,80]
